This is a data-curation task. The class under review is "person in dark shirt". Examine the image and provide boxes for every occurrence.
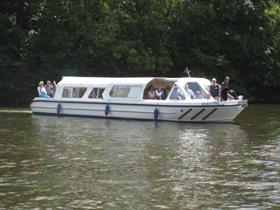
[221,76,237,100]
[209,78,220,100]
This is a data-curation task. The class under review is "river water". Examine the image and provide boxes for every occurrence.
[0,105,279,209]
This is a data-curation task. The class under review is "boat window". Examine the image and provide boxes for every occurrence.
[62,87,87,98]
[169,87,185,100]
[110,86,142,98]
[143,79,174,100]
[98,88,105,98]
[187,82,208,99]
[88,88,105,99]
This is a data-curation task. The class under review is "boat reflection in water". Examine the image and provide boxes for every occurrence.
[30,115,255,208]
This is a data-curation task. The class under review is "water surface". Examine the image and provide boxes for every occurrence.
[0,105,279,209]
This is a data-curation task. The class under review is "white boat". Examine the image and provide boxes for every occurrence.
[30,76,248,122]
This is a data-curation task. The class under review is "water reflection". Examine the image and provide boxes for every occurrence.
[0,105,280,209]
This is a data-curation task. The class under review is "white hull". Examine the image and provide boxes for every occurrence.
[30,98,248,122]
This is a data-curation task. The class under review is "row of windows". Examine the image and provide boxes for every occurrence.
[61,83,207,100]
[61,86,141,99]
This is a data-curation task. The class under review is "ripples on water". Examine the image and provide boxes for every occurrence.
[0,105,279,209]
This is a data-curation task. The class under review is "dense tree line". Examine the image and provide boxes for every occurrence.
[0,0,279,106]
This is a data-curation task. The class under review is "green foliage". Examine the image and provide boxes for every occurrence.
[264,1,280,88]
[0,0,280,106]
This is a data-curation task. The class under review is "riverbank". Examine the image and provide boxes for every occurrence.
[0,108,31,114]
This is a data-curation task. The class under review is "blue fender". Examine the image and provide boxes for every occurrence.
[56,103,62,115]
[154,107,159,121]
[105,104,110,116]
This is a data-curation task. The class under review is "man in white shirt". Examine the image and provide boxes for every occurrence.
[185,83,195,99]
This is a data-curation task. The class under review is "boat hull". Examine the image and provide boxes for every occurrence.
[30,99,248,122]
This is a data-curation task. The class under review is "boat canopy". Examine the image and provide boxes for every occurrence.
[58,76,158,86]
[58,76,210,88]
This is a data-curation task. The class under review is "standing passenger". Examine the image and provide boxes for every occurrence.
[210,78,220,100]
[221,76,237,100]
[221,76,230,92]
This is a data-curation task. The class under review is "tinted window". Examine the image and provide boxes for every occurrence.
[88,88,105,99]
[187,82,208,99]
[170,87,185,100]
[109,86,142,98]
[62,87,87,98]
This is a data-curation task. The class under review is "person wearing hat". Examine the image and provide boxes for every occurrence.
[210,78,220,100]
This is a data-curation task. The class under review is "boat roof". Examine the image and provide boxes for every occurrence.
[176,77,211,86]
[58,76,176,86]
[58,76,210,87]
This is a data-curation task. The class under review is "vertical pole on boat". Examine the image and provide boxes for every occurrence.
[154,107,159,121]
[105,104,110,116]
[56,103,62,116]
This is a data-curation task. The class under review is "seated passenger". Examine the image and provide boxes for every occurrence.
[45,80,56,97]
[170,87,185,100]
[220,88,234,101]
[37,81,50,98]
[161,89,167,100]
[194,90,202,99]
[146,85,156,99]
[184,83,195,99]
[155,88,165,100]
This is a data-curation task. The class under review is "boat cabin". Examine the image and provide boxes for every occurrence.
[53,76,214,102]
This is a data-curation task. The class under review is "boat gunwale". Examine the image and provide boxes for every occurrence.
[31,98,247,108]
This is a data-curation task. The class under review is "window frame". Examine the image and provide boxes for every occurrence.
[62,86,87,98]
[88,87,105,99]
[109,85,142,99]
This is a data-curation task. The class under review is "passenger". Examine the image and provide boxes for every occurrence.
[52,81,57,95]
[210,78,220,100]
[161,88,167,100]
[170,87,185,100]
[221,88,234,101]
[45,80,56,97]
[221,76,237,100]
[155,88,164,100]
[37,81,50,98]
[147,85,156,99]
[184,83,195,99]
[221,76,229,92]
[194,90,202,99]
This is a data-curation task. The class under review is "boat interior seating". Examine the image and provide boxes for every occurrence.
[143,78,174,99]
